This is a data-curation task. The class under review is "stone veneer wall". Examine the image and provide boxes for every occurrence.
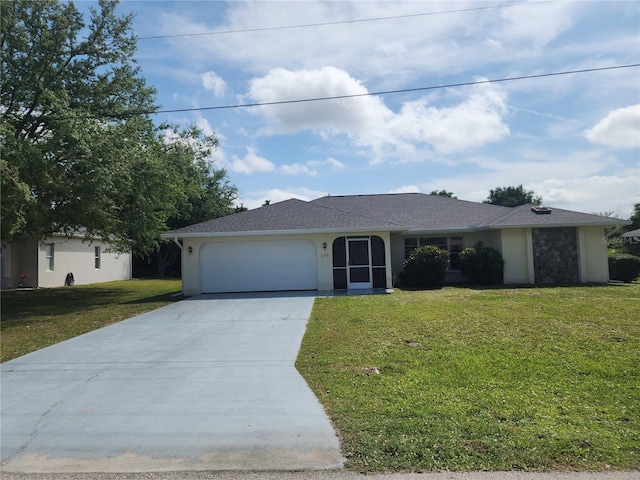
[532,227,579,284]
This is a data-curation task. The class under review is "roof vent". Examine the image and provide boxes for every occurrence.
[531,206,552,214]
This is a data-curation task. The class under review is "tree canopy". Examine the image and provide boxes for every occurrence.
[429,189,456,198]
[483,184,542,207]
[1,0,238,255]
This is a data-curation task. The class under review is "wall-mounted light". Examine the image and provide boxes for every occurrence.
[322,242,327,250]
[188,246,193,254]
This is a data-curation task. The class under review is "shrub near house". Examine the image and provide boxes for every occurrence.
[608,253,640,282]
[400,245,450,289]
[459,241,505,285]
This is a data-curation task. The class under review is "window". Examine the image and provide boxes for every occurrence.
[45,244,54,271]
[94,246,101,269]
[404,236,464,270]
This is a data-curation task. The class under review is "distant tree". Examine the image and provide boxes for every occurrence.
[430,189,457,198]
[596,210,619,218]
[627,203,640,231]
[147,126,239,277]
[484,185,542,207]
[262,199,271,206]
[622,203,640,256]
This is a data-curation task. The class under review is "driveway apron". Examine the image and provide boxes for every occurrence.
[1,292,345,473]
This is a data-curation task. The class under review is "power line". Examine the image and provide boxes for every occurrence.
[138,1,558,40]
[99,64,639,119]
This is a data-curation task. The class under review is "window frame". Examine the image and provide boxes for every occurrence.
[404,236,464,271]
[94,246,101,269]
[45,243,54,271]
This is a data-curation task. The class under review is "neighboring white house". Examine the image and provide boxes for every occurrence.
[1,234,131,289]
[162,193,629,296]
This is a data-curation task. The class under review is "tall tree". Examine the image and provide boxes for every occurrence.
[1,0,239,256]
[1,0,157,248]
[483,184,542,207]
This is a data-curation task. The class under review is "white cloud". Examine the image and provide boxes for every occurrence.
[389,185,421,194]
[388,80,510,154]
[279,163,318,176]
[585,104,640,149]
[421,149,637,218]
[529,173,639,218]
[247,66,391,133]
[201,71,227,97]
[247,67,509,160]
[324,157,345,170]
[308,157,346,170]
[498,1,575,50]
[240,187,327,210]
[194,113,215,136]
[279,157,346,176]
[227,147,275,174]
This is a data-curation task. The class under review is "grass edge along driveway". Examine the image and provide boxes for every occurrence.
[296,284,640,473]
[1,279,182,363]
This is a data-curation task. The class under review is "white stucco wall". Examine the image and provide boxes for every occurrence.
[578,226,610,282]
[499,226,610,285]
[181,231,393,296]
[37,237,132,288]
[500,228,531,284]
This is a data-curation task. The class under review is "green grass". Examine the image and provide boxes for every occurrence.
[1,279,182,362]
[296,284,640,472]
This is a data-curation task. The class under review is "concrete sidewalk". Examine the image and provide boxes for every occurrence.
[2,468,639,480]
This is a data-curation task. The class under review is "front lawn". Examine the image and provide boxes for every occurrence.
[1,279,182,362]
[296,284,640,472]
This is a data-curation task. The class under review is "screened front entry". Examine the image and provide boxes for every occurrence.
[332,236,386,290]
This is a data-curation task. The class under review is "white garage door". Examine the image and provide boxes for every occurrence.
[200,239,318,293]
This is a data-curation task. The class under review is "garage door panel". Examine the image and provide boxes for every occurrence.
[201,240,318,293]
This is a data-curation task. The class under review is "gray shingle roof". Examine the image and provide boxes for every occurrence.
[476,204,627,228]
[312,193,510,232]
[163,193,628,238]
[164,198,403,236]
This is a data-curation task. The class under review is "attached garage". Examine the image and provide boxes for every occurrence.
[200,239,318,293]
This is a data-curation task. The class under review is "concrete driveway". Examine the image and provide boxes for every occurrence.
[1,292,345,473]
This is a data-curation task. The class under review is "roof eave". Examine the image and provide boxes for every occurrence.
[161,226,408,239]
[398,227,480,235]
[483,220,631,230]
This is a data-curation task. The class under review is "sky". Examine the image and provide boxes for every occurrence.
[109,0,638,217]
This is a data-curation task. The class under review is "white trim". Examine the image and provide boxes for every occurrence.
[525,228,535,284]
[347,237,373,289]
[164,220,630,240]
[577,227,588,282]
[483,221,629,230]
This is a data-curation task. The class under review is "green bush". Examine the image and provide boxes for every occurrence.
[400,245,449,289]
[459,241,505,284]
[609,253,640,282]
